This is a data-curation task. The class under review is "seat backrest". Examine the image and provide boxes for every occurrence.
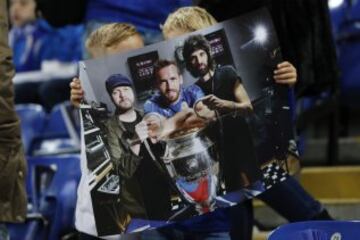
[16,104,47,155]
[26,155,81,238]
[42,102,70,139]
[9,154,81,240]
[268,221,360,240]
[33,101,81,156]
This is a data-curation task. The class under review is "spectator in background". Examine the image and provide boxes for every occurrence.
[82,0,192,58]
[9,0,83,72]
[0,0,27,238]
[9,0,83,111]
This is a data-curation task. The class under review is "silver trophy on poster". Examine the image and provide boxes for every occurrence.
[162,128,219,214]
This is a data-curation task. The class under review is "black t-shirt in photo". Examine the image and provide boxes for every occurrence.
[121,112,142,140]
[196,65,240,100]
[196,65,261,189]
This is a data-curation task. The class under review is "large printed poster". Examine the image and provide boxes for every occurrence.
[79,8,293,236]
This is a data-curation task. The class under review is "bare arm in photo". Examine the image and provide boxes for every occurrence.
[198,79,253,116]
[145,108,208,140]
[232,79,253,113]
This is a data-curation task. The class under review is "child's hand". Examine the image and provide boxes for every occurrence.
[274,61,297,86]
[69,77,84,107]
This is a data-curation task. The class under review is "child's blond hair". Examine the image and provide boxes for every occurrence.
[85,23,140,57]
[162,7,217,37]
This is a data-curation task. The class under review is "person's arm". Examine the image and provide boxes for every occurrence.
[145,109,207,139]
[232,79,253,113]
[166,107,206,133]
[143,90,208,139]
[145,110,194,139]
[143,100,172,140]
[128,120,150,153]
[193,99,217,120]
[190,84,217,121]
[199,79,252,115]
[0,0,27,222]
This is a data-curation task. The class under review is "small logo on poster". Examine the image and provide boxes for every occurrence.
[331,232,342,240]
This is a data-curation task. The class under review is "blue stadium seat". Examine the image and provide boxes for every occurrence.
[16,104,47,155]
[337,25,360,109]
[268,221,360,240]
[330,0,360,109]
[33,101,80,156]
[348,0,360,21]
[7,154,81,240]
[42,102,71,139]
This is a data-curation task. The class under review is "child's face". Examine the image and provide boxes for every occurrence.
[10,0,36,27]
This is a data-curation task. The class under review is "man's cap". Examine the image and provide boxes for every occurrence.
[105,74,132,95]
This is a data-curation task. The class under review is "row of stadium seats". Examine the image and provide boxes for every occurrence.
[16,102,81,156]
[268,221,360,240]
[7,102,82,239]
[7,155,81,239]
[330,0,360,109]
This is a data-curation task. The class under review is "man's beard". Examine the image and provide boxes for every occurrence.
[190,63,211,78]
[197,63,210,77]
[116,99,134,112]
[165,89,180,103]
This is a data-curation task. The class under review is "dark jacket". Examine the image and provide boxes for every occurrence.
[106,111,171,223]
[104,111,172,220]
[105,113,146,218]
[0,0,27,223]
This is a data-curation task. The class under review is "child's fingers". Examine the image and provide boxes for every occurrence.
[274,77,296,86]
[71,88,83,94]
[274,66,294,75]
[70,83,81,91]
[70,89,84,107]
[274,72,296,80]
[277,61,292,68]
[70,78,82,89]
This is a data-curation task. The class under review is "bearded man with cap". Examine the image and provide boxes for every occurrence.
[104,73,172,229]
